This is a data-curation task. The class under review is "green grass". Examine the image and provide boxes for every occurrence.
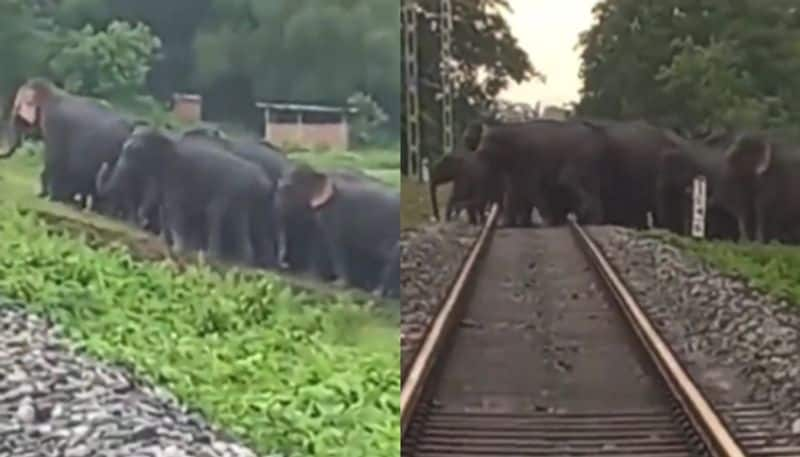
[646,230,800,307]
[0,143,400,457]
[401,176,451,229]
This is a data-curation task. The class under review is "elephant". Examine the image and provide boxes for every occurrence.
[95,159,163,233]
[578,119,685,229]
[714,132,800,243]
[1,78,133,208]
[655,139,740,240]
[274,164,399,297]
[472,119,612,227]
[181,127,292,182]
[97,126,277,267]
[428,152,496,224]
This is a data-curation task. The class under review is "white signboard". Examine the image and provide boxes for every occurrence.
[691,176,707,239]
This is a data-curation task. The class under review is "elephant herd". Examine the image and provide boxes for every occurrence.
[2,78,399,298]
[431,117,800,244]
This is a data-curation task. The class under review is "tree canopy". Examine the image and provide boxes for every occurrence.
[577,0,800,136]
[2,0,399,143]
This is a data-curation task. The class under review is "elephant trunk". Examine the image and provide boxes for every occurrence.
[95,161,121,198]
[429,179,441,221]
[273,195,291,269]
[0,120,23,159]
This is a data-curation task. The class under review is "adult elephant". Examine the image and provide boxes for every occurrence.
[181,127,292,182]
[274,164,399,297]
[97,127,277,267]
[472,119,612,226]
[1,78,132,208]
[428,152,497,224]
[655,138,740,240]
[579,119,685,229]
[714,132,800,243]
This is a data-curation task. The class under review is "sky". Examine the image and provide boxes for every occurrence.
[498,0,601,107]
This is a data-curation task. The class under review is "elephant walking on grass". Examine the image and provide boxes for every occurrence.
[716,132,800,243]
[472,119,611,227]
[96,127,277,268]
[274,164,399,298]
[1,78,133,209]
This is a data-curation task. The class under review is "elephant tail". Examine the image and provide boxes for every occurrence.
[462,122,484,151]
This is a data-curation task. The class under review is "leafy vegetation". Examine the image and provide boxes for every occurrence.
[0,145,400,457]
[0,203,399,457]
[577,0,800,136]
[0,0,399,144]
[655,232,800,306]
[48,20,161,99]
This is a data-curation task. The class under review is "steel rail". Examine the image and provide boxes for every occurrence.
[568,219,748,457]
[400,204,499,436]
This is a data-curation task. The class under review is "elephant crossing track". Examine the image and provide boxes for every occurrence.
[401,207,800,456]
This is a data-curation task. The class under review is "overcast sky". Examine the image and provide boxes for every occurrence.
[498,0,601,107]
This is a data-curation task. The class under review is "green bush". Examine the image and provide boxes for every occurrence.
[0,204,400,457]
[48,20,162,100]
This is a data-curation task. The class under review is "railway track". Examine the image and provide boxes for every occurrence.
[401,206,800,457]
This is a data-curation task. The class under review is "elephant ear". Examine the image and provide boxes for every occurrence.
[12,86,39,126]
[309,174,336,210]
[726,135,772,176]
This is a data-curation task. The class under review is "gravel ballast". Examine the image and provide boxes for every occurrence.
[400,221,481,379]
[0,303,266,457]
[589,226,800,435]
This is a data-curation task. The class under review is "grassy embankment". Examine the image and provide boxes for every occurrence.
[0,143,400,457]
[645,229,800,307]
[400,176,451,229]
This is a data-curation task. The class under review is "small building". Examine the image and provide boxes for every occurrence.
[172,93,202,124]
[255,102,353,151]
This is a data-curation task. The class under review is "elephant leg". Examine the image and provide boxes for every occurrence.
[232,208,255,266]
[374,244,400,298]
[37,169,49,198]
[164,204,193,255]
[445,197,456,221]
[754,204,767,243]
[737,214,751,243]
[206,200,228,261]
[315,215,350,286]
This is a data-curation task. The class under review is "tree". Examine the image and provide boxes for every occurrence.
[402,0,539,174]
[0,0,53,110]
[48,21,162,100]
[577,0,800,136]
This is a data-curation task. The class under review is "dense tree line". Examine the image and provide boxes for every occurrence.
[577,0,800,137]
[401,0,538,174]
[1,0,399,142]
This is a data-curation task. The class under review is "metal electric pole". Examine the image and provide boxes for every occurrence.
[402,0,422,181]
[440,0,454,159]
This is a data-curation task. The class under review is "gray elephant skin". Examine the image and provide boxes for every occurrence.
[1,78,133,211]
[274,164,399,298]
[428,152,497,224]
[97,127,277,268]
[713,132,800,243]
[471,119,612,227]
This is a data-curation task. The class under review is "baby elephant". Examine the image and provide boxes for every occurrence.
[275,164,399,297]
